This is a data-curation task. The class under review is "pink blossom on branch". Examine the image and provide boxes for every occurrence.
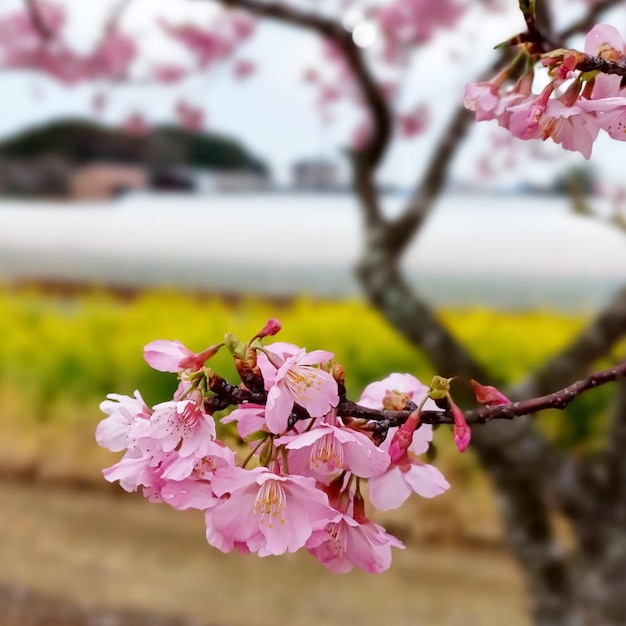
[257,343,339,434]
[143,339,221,373]
[306,513,404,573]
[275,422,390,482]
[358,374,450,510]
[207,467,339,556]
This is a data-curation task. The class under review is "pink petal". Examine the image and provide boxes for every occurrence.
[143,339,189,372]
[402,463,450,498]
[409,424,434,455]
[265,384,294,434]
[368,466,413,511]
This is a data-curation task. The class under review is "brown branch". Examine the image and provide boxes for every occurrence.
[24,0,53,40]
[202,0,392,178]
[576,53,626,77]
[206,358,626,430]
[105,0,134,34]
[513,286,626,401]
[385,2,626,259]
[384,104,474,256]
[469,359,626,425]
[559,0,625,42]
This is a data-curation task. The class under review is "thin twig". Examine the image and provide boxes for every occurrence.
[24,0,53,40]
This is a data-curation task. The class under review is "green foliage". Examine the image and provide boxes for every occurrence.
[0,119,268,173]
[0,287,615,449]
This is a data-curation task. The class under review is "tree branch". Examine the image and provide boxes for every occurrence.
[513,286,626,401]
[204,0,392,176]
[24,0,53,40]
[559,0,625,42]
[338,358,626,428]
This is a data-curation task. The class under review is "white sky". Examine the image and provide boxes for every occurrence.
[0,0,625,186]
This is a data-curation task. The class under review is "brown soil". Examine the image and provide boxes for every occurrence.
[0,480,530,626]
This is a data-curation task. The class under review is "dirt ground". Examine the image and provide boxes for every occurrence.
[0,479,531,626]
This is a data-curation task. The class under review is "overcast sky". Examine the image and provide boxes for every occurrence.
[1,0,625,187]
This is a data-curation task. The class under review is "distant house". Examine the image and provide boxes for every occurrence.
[193,169,271,193]
[292,159,339,190]
[0,119,271,199]
[70,163,149,200]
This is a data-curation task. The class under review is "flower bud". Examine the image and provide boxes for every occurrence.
[470,380,510,406]
[452,403,471,453]
[429,375,451,401]
[252,318,282,341]
[388,410,420,464]
[178,343,223,370]
[382,389,412,411]
[224,333,246,359]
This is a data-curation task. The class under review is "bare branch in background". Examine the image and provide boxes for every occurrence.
[105,0,135,34]
[204,0,392,175]
[559,0,625,41]
[514,286,626,401]
[335,358,626,427]
[24,0,53,39]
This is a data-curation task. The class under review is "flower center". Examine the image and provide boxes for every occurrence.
[253,480,286,528]
[310,433,343,472]
[325,522,347,558]
[286,366,323,402]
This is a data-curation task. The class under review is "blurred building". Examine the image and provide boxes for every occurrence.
[292,158,339,190]
[70,164,149,200]
[193,169,271,193]
[0,119,270,199]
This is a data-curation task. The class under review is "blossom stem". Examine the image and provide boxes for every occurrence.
[240,437,268,469]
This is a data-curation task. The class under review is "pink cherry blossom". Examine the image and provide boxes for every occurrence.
[233,59,255,80]
[360,375,449,511]
[207,467,339,556]
[397,107,429,138]
[158,477,218,510]
[307,513,404,573]
[160,438,234,482]
[259,344,338,434]
[175,100,204,132]
[359,372,437,411]
[355,428,448,507]
[103,450,158,492]
[368,462,450,511]
[464,80,505,122]
[97,391,151,452]
[276,424,390,482]
[221,404,267,440]
[152,64,187,83]
[143,339,219,373]
[129,399,216,459]
[90,30,136,80]
[161,21,232,68]
[377,0,465,60]
[585,24,626,57]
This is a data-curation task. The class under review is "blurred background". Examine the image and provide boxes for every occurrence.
[1,1,626,625]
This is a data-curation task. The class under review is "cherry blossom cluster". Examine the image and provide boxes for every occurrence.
[0,1,136,84]
[0,2,255,88]
[465,24,626,158]
[97,319,507,573]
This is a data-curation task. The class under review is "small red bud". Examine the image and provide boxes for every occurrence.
[470,380,510,406]
[388,410,420,464]
[452,403,471,453]
[252,318,282,341]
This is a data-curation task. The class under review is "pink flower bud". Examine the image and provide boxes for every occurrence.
[388,410,420,464]
[470,380,510,406]
[257,318,282,339]
[452,404,471,453]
